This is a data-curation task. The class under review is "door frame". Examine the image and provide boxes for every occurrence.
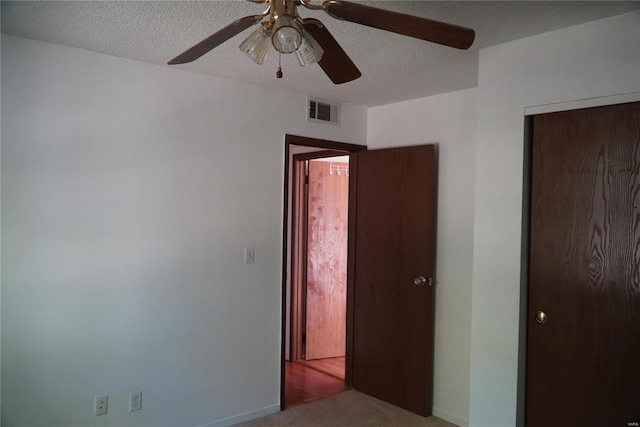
[280,134,367,409]
[517,115,533,427]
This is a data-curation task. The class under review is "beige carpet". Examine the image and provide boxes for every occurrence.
[233,390,459,427]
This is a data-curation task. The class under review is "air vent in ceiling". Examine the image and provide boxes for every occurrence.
[307,98,339,125]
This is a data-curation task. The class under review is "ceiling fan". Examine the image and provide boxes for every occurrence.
[168,0,475,84]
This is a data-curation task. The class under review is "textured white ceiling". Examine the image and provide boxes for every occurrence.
[2,1,638,106]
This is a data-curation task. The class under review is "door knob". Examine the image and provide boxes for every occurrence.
[535,311,547,324]
[414,276,432,286]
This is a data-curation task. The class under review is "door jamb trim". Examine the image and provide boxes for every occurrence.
[280,134,366,410]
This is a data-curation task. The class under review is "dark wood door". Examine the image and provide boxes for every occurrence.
[305,160,348,360]
[352,145,436,416]
[527,102,640,426]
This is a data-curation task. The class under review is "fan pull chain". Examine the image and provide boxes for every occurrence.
[276,52,283,79]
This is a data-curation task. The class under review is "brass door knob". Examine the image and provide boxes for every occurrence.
[413,276,433,286]
[535,311,547,324]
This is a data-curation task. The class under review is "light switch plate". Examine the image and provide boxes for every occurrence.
[244,247,255,264]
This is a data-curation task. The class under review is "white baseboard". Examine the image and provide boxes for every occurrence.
[433,406,469,427]
[199,404,280,427]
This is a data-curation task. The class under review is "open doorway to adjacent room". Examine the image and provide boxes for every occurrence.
[281,135,365,409]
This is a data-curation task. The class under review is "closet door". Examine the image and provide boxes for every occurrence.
[527,102,640,426]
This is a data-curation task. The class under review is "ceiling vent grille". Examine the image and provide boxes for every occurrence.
[307,98,339,125]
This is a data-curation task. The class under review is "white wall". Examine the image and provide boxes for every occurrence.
[469,11,640,427]
[0,35,366,427]
[368,88,477,427]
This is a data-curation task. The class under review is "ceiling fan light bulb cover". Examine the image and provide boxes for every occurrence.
[296,31,324,66]
[272,16,302,54]
[239,27,272,64]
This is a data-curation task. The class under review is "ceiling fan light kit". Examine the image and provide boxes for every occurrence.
[168,0,475,84]
[295,32,324,66]
[239,26,273,64]
[272,15,303,53]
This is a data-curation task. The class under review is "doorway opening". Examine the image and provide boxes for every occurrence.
[280,135,366,409]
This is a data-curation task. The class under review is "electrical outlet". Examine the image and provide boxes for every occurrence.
[244,247,255,264]
[94,394,108,416]
[129,391,142,412]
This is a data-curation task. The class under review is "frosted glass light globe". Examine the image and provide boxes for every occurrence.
[276,27,299,48]
[271,16,302,54]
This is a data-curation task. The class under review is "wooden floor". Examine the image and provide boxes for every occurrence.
[297,356,345,380]
[284,357,348,408]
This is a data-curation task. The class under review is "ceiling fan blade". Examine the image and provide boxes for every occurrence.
[302,19,361,85]
[168,15,263,64]
[324,1,475,50]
